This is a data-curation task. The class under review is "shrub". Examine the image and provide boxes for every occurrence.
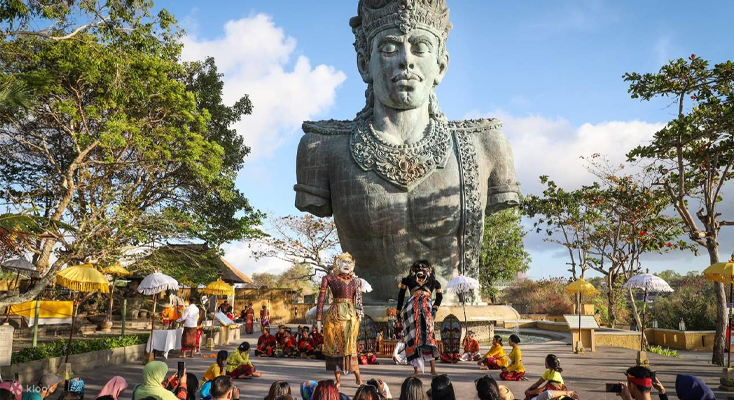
[648,274,716,331]
[501,278,575,315]
[11,334,149,364]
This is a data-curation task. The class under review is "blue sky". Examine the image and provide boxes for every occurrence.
[156,0,734,278]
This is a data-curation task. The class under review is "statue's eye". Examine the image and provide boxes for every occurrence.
[413,42,430,55]
[381,43,398,54]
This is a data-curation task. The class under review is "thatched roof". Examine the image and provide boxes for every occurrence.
[218,256,253,284]
[135,244,253,285]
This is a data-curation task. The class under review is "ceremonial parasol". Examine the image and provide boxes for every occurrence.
[201,278,234,296]
[137,272,179,358]
[566,278,599,353]
[2,258,40,279]
[703,253,734,367]
[101,264,131,323]
[446,275,480,333]
[55,263,110,362]
[623,271,673,353]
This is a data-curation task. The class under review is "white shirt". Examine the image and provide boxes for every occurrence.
[177,304,200,328]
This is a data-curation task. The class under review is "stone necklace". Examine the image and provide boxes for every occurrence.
[349,117,452,190]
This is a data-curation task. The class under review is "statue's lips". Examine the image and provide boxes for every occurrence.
[394,79,419,91]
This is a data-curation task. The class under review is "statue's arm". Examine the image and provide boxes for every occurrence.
[294,133,332,217]
[483,125,521,214]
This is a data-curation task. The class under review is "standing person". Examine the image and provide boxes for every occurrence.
[499,334,525,381]
[478,335,507,370]
[176,301,200,358]
[243,303,255,334]
[460,331,481,362]
[256,327,277,357]
[316,253,364,389]
[678,318,686,331]
[396,260,442,377]
[226,342,262,379]
[260,304,270,328]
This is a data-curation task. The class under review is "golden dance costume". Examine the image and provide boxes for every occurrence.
[316,273,363,372]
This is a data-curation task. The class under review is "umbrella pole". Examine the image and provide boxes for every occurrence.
[148,293,158,356]
[3,270,19,324]
[729,282,732,368]
[578,293,582,352]
[640,288,648,352]
[107,278,115,322]
[65,293,81,363]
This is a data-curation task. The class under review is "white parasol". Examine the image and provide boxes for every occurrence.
[137,272,179,295]
[623,272,673,352]
[445,275,481,335]
[359,278,373,293]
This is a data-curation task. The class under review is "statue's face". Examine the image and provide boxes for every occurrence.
[364,27,448,111]
[337,258,355,275]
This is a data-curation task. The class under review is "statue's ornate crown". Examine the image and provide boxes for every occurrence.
[350,0,452,55]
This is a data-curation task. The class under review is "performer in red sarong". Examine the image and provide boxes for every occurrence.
[256,327,277,357]
[244,303,255,334]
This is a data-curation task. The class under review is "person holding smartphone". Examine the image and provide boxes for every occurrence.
[614,366,667,400]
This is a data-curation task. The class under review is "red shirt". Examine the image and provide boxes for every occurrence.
[281,336,295,348]
[258,334,277,348]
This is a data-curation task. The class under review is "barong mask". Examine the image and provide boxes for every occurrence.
[335,253,356,275]
[412,261,432,280]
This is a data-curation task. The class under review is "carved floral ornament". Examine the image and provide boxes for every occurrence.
[350,118,452,190]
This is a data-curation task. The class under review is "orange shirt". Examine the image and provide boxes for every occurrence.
[464,338,479,353]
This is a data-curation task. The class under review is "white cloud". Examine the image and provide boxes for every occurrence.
[181,14,347,160]
[468,110,665,195]
[221,241,290,277]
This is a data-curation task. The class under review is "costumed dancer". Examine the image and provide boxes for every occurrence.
[260,304,270,327]
[478,335,508,370]
[460,331,481,361]
[396,260,442,377]
[243,303,255,334]
[499,334,526,381]
[316,252,364,389]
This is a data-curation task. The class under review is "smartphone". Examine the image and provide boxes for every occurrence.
[605,383,623,393]
[177,361,185,377]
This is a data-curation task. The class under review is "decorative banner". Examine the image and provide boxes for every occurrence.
[8,301,74,326]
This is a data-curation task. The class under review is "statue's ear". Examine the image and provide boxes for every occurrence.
[434,51,450,85]
[357,53,372,83]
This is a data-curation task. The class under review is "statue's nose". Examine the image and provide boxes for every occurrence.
[398,49,416,70]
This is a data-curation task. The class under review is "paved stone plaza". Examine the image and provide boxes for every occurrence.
[76,330,732,400]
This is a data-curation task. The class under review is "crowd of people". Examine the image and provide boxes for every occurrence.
[254,326,324,359]
[0,362,718,400]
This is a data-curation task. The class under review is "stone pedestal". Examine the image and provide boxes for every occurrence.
[636,351,649,367]
[720,367,734,391]
[0,324,14,366]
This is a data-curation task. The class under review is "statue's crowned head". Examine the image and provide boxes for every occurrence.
[350,0,452,121]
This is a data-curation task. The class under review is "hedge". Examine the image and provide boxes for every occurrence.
[11,334,149,364]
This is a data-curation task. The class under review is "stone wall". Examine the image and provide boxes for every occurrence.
[595,331,641,351]
[645,328,715,351]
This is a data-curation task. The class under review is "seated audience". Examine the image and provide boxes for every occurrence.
[299,326,315,358]
[94,377,128,400]
[427,375,454,400]
[392,333,407,365]
[132,361,186,400]
[56,393,80,400]
[499,334,525,381]
[280,329,298,358]
[313,380,340,400]
[22,374,63,400]
[475,375,514,400]
[201,351,228,400]
[210,376,239,400]
[675,375,714,400]
[1,377,22,400]
[478,335,507,370]
[0,389,15,400]
[257,328,278,357]
[617,366,668,400]
[227,342,262,378]
[398,378,425,400]
[460,331,481,362]
[300,381,318,400]
[366,379,392,399]
[264,381,291,400]
[352,386,381,400]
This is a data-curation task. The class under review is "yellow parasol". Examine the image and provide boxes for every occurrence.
[57,263,110,293]
[201,278,234,296]
[703,253,734,367]
[566,278,599,353]
[55,263,111,362]
[100,263,131,324]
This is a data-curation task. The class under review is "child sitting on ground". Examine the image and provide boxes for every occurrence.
[523,354,578,400]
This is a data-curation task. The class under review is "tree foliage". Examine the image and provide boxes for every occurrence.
[649,273,717,331]
[499,278,575,315]
[0,0,262,307]
[625,54,734,365]
[252,215,340,275]
[478,208,530,302]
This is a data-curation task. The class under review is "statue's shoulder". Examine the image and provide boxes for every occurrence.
[447,118,503,133]
[302,119,354,136]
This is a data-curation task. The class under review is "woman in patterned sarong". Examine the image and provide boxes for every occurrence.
[397,260,443,377]
[316,253,364,389]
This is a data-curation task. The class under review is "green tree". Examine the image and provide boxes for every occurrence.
[649,274,717,331]
[252,272,279,289]
[0,1,262,308]
[625,54,734,365]
[478,209,530,302]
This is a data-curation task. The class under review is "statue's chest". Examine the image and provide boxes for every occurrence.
[329,148,462,238]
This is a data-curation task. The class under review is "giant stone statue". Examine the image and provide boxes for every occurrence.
[294,0,521,302]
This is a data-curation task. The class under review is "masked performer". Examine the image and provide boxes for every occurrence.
[316,253,364,389]
[397,260,442,376]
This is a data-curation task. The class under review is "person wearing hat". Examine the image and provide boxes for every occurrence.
[226,342,262,379]
[21,374,63,400]
[460,331,481,362]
